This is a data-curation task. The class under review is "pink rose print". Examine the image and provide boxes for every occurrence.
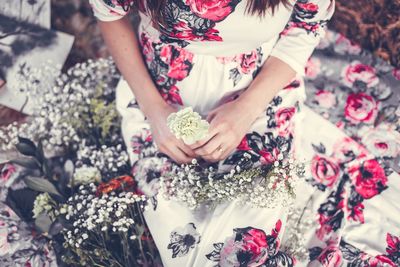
[185,0,238,22]
[275,107,296,137]
[206,220,294,267]
[332,137,368,164]
[167,48,194,81]
[344,92,378,124]
[342,61,379,87]
[305,57,321,79]
[348,159,388,199]
[170,21,223,42]
[162,84,183,105]
[139,33,193,105]
[317,246,342,267]
[131,129,153,155]
[237,137,251,151]
[360,123,400,158]
[1,164,16,182]
[346,201,365,223]
[392,68,400,80]
[314,90,337,109]
[140,33,155,63]
[297,2,319,14]
[238,51,258,74]
[279,22,296,37]
[334,34,362,55]
[311,155,340,187]
[293,21,320,34]
[159,45,172,63]
[383,233,400,266]
[259,147,280,165]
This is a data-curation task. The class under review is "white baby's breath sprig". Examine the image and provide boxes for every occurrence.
[33,192,56,219]
[167,107,209,145]
[159,153,305,210]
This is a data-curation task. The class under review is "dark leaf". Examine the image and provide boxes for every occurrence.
[309,246,323,261]
[339,240,361,260]
[16,136,37,156]
[10,158,40,170]
[312,143,326,154]
[35,139,45,164]
[48,217,65,236]
[5,188,38,222]
[24,176,62,197]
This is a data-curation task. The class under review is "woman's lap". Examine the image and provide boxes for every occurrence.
[116,74,306,266]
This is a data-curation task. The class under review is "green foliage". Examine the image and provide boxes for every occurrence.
[90,98,119,141]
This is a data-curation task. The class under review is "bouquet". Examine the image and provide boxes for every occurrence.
[0,59,160,267]
[164,107,305,210]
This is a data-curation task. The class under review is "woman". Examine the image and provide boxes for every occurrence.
[90,0,335,266]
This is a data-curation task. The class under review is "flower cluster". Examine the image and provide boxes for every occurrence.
[281,205,314,261]
[0,58,120,153]
[160,153,305,210]
[76,141,130,180]
[167,107,209,145]
[32,192,56,219]
[62,183,152,266]
[1,58,160,267]
[73,166,101,186]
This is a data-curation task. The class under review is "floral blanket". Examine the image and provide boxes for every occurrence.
[0,29,399,266]
[293,30,400,266]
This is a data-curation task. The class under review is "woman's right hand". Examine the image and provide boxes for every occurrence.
[147,104,196,164]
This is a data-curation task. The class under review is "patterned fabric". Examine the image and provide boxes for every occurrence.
[90,0,335,76]
[88,0,399,267]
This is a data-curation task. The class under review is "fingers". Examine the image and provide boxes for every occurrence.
[189,120,222,150]
[194,133,223,157]
[176,139,197,158]
[201,147,224,162]
[165,145,193,164]
[158,140,194,164]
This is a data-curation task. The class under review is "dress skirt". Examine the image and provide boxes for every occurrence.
[116,35,307,267]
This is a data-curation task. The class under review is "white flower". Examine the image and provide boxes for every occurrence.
[33,193,54,218]
[73,166,101,186]
[167,107,209,145]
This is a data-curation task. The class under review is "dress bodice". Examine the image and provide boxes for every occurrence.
[90,0,335,76]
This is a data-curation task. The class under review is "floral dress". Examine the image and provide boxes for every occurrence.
[89,0,335,266]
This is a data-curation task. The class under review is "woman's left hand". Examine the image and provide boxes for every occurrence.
[190,99,261,162]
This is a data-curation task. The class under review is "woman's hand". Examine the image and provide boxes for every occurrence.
[190,99,261,162]
[147,104,196,164]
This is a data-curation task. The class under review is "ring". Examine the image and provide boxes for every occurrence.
[217,145,223,153]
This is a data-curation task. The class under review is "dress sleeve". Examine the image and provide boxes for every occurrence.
[89,0,134,21]
[269,0,335,76]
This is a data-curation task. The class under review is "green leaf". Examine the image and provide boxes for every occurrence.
[35,212,52,234]
[10,158,40,170]
[35,139,45,164]
[16,136,37,156]
[24,176,62,197]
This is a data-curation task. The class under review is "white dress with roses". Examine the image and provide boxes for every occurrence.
[90,0,335,266]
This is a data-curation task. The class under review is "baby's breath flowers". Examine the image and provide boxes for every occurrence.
[0,58,120,153]
[72,166,101,186]
[167,107,209,145]
[160,153,305,210]
[33,192,56,219]
[61,183,154,267]
[281,205,314,261]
